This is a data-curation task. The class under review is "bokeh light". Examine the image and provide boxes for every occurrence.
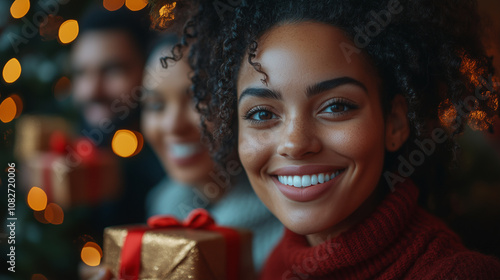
[488,94,499,111]
[3,58,22,84]
[31,274,48,280]
[84,241,103,257]
[33,210,49,224]
[39,14,65,41]
[10,94,23,118]
[27,187,48,211]
[467,110,488,131]
[54,76,72,100]
[111,129,144,157]
[125,0,147,11]
[44,203,64,225]
[438,99,457,130]
[458,52,481,87]
[103,0,125,11]
[58,19,79,44]
[10,0,30,19]
[0,97,17,123]
[74,137,95,158]
[81,242,103,266]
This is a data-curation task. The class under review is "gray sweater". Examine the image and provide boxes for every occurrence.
[146,176,284,272]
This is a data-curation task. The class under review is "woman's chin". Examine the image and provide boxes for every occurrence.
[286,221,327,236]
[170,170,207,187]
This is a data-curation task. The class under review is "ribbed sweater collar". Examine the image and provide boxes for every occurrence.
[279,180,423,278]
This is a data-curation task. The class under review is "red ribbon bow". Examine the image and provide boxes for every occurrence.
[147,208,215,229]
[119,209,240,280]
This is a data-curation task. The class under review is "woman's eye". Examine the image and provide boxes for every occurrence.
[320,100,357,115]
[244,107,277,122]
[324,103,348,113]
[252,111,274,120]
[142,101,164,112]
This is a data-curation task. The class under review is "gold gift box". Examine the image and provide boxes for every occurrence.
[23,149,122,208]
[15,115,74,161]
[104,225,255,280]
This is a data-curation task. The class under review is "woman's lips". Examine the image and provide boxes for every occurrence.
[271,166,345,202]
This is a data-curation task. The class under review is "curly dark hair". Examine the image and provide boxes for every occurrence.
[149,0,499,174]
[149,0,230,146]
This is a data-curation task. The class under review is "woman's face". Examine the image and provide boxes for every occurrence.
[142,48,213,186]
[237,22,389,238]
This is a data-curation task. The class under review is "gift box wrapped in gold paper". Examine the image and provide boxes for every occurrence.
[14,115,74,161]
[23,137,122,208]
[103,209,255,280]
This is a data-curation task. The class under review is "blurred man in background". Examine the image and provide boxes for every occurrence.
[72,6,148,143]
[71,6,164,229]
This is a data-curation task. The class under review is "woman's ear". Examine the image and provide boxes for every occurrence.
[385,94,410,151]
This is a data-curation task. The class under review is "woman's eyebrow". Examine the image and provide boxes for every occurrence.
[238,77,367,103]
[238,87,282,103]
[306,77,368,97]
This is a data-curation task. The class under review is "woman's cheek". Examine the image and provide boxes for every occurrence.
[238,129,273,175]
[238,128,277,211]
[337,123,386,190]
[328,119,384,158]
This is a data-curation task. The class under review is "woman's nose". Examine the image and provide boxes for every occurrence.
[276,117,322,159]
[162,104,195,136]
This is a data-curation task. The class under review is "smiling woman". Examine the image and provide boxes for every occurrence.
[237,23,399,240]
[141,40,213,186]
[154,0,500,278]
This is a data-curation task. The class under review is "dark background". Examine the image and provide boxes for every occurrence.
[0,0,499,279]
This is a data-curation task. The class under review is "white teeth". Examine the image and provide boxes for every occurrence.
[170,143,201,159]
[293,176,302,187]
[311,174,318,185]
[277,171,342,188]
[318,173,325,183]
[301,175,311,187]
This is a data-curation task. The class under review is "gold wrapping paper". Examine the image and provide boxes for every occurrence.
[23,150,122,208]
[104,225,255,280]
[15,115,74,160]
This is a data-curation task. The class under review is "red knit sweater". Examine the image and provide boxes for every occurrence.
[260,180,500,280]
